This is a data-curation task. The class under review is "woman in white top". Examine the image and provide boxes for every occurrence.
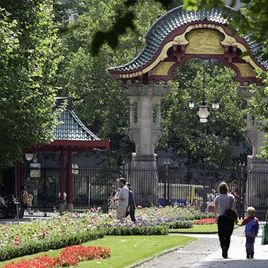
[214,182,235,259]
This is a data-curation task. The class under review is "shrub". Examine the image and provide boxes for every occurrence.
[167,221,193,229]
[105,225,169,236]
[0,229,105,262]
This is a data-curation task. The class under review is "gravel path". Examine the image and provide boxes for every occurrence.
[132,226,268,268]
[132,234,219,268]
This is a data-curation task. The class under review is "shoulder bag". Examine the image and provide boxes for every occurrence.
[224,195,238,224]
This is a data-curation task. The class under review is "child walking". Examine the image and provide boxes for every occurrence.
[241,206,259,259]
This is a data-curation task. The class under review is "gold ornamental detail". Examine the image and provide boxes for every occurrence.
[151,62,175,76]
[185,29,224,54]
[234,63,257,77]
[117,24,262,79]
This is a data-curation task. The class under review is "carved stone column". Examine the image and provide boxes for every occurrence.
[122,82,170,205]
[238,85,268,219]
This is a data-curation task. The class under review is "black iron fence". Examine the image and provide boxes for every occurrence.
[22,165,250,216]
[246,169,268,219]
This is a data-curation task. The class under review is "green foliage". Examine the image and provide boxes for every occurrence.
[89,0,182,54]
[0,1,61,169]
[160,59,248,167]
[105,225,169,235]
[0,229,105,261]
[57,0,165,167]
[165,220,193,229]
[182,2,268,159]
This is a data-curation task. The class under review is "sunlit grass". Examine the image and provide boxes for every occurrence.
[0,235,196,268]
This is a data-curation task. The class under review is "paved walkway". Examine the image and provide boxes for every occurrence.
[135,224,268,268]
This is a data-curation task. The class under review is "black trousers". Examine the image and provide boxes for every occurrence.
[217,215,234,255]
[19,204,28,219]
[126,209,136,222]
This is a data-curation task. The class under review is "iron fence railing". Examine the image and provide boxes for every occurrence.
[21,165,249,216]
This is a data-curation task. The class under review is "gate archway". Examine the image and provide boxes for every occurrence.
[108,6,268,216]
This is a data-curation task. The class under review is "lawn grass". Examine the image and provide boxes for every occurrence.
[0,235,196,268]
[170,224,218,233]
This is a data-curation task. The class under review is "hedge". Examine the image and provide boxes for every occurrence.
[166,221,193,229]
[105,225,169,236]
[0,229,105,261]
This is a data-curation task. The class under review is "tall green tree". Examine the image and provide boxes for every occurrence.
[0,1,61,170]
[160,59,248,167]
[57,0,164,166]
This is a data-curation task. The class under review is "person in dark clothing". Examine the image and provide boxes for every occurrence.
[19,186,29,219]
[0,193,8,218]
[126,183,136,222]
[214,182,236,259]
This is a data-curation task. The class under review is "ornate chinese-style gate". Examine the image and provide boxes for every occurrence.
[108,6,268,217]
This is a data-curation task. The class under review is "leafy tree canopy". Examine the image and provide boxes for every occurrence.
[159,59,249,167]
[56,0,164,167]
[0,0,61,170]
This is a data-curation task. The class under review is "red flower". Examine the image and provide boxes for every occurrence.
[193,218,216,225]
[5,246,111,268]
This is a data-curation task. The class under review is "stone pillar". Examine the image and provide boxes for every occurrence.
[123,82,170,205]
[238,85,268,219]
[66,148,73,212]
[59,150,66,213]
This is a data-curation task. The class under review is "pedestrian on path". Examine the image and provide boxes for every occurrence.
[214,182,236,259]
[241,206,259,259]
[126,182,136,223]
[113,178,129,222]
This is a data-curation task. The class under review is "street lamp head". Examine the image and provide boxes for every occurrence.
[72,163,79,175]
[25,153,34,161]
[199,118,208,123]
[188,100,195,109]
[212,102,220,110]
[197,105,210,123]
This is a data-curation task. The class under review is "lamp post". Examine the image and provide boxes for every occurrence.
[189,99,219,123]
[25,153,34,162]
[164,161,170,205]
[238,160,246,218]
[72,163,79,175]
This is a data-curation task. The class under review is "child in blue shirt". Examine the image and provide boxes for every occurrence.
[241,206,259,259]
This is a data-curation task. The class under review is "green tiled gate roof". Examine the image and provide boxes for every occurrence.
[55,109,100,141]
[108,5,268,74]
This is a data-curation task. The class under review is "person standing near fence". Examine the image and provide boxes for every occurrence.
[214,182,236,259]
[27,193,33,215]
[108,185,117,210]
[126,183,136,223]
[19,186,29,219]
[113,178,129,221]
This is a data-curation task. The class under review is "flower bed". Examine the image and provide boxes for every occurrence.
[0,207,212,261]
[4,245,111,268]
[193,218,216,225]
[134,206,214,223]
[0,211,109,261]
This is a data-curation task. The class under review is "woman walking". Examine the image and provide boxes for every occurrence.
[214,182,236,258]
